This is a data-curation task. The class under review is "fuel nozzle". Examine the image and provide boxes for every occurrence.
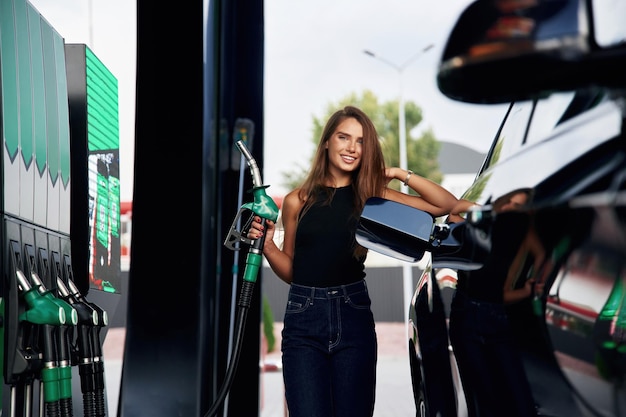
[16,270,65,326]
[15,270,69,417]
[30,272,78,326]
[223,140,280,255]
[235,140,279,222]
[29,272,78,417]
[57,278,107,417]
[225,140,279,284]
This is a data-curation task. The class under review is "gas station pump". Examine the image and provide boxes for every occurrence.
[1,1,120,415]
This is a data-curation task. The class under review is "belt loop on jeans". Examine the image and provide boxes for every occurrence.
[342,279,364,298]
[310,286,315,305]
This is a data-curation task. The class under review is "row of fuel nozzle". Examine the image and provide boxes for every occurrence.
[14,268,108,417]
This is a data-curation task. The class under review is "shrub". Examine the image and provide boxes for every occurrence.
[262,296,276,353]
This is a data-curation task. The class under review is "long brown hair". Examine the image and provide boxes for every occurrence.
[297,106,387,257]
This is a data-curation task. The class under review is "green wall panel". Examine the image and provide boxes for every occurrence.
[15,0,33,169]
[41,22,59,186]
[28,4,47,177]
[1,0,20,162]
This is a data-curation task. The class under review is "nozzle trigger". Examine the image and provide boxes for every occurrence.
[224,208,255,251]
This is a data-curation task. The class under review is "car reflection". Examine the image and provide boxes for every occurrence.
[356,189,626,416]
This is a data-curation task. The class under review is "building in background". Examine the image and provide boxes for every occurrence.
[438,140,486,198]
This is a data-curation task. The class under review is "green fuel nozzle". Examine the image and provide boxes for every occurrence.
[15,270,71,412]
[30,272,77,411]
[16,270,65,326]
[235,140,279,221]
[223,140,279,285]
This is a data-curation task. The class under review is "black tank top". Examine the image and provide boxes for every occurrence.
[291,185,366,287]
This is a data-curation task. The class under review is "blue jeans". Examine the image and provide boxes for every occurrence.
[281,279,377,417]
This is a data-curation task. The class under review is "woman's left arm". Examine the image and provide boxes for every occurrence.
[383,167,458,217]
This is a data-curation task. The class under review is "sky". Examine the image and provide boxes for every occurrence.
[29,0,510,201]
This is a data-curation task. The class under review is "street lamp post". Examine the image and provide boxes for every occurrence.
[363,44,434,182]
[364,44,434,340]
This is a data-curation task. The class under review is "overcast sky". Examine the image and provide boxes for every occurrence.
[29,0,509,201]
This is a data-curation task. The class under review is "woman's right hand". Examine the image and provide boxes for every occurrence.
[248,215,275,242]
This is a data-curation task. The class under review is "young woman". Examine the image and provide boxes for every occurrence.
[249,105,457,416]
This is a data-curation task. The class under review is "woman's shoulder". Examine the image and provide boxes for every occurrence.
[283,189,305,211]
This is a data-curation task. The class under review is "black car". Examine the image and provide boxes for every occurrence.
[356,1,626,416]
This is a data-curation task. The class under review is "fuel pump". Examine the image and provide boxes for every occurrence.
[204,139,279,417]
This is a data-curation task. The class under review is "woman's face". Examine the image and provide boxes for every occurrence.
[325,117,363,175]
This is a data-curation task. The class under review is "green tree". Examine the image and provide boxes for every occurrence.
[280,90,443,192]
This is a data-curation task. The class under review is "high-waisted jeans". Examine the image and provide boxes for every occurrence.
[281,279,377,417]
